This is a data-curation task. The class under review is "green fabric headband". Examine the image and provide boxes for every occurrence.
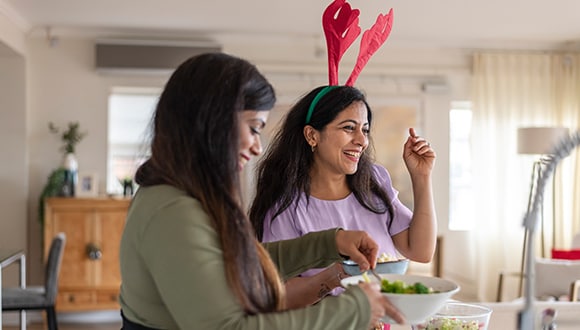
[305,86,339,125]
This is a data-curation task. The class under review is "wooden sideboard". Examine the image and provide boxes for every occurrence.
[43,197,130,311]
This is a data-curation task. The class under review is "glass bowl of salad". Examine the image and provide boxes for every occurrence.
[413,302,492,330]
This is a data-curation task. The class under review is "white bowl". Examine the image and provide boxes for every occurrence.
[342,259,409,276]
[341,273,460,324]
[414,302,492,330]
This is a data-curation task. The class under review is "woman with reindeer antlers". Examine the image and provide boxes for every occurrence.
[249,0,437,325]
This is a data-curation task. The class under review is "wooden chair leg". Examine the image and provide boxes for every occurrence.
[571,279,580,302]
[46,307,58,330]
[497,272,505,302]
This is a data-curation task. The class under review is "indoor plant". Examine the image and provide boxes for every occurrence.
[48,121,87,196]
[49,121,87,155]
[39,122,88,225]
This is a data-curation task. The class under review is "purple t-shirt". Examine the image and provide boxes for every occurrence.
[262,164,413,282]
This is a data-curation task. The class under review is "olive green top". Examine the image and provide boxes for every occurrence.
[120,185,371,329]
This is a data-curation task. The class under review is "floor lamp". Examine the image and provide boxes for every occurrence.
[518,129,580,330]
[516,126,569,297]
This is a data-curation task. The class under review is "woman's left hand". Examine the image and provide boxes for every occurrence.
[403,127,436,177]
[335,229,379,271]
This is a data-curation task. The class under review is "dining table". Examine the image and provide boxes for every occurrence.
[0,248,26,330]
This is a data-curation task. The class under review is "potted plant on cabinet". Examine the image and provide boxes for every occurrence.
[48,121,87,197]
[39,122,87,227]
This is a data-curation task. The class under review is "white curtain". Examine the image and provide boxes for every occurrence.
[471,52,580,301]
[551,54,580,245]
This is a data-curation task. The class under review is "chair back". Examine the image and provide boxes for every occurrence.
[535,257,580,299]
[45,232,66,304]
[573,232,580,249]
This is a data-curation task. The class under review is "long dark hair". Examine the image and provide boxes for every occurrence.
[250,85,394,240]
[135,53,284,313]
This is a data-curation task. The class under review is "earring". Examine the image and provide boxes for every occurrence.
[311,144,316,152]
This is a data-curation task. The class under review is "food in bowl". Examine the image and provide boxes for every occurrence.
[413,302,492,330]
[360,272,435,294]
[341,274,460,324]
[377,252,399,262]
[416,318,481,330]
[379,278,436,294]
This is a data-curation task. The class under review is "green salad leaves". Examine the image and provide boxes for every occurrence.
[380,279,435,294]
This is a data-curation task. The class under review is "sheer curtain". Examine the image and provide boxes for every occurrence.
[552,54,580,247]
[471,52,580,301]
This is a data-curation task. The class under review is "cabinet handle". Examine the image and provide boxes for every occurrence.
[86,243,103,260]
[68,295,75,303]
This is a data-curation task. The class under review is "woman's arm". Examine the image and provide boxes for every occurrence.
[263,228,377,279]
[283,262,346,309]
[139,202,373,329]
[392,127,437,262]
[263,229,377,308]
[262,229,343,278]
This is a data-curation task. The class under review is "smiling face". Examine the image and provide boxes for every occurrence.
[307,101,369,176]
[238,110,269,171]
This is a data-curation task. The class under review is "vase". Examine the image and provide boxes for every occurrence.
[122,179,134,197]
[61,153,78,197]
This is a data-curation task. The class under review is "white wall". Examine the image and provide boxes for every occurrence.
[25,36,170,281]
[0,52,26,287]
[2,32,486,300]
[0,4,26,56]
[0,0,27,292]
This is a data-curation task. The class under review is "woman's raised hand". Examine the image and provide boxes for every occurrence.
[403,127,436,177]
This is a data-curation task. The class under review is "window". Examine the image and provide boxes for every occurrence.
[107,88,159,194]
[449,101,474,230]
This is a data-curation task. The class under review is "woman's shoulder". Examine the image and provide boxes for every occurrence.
[129,185,209,228]
[371,163,392,181]
[134,185,200,210]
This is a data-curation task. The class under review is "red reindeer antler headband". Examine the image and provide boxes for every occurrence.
[306,0,393,124]
[323,0,393,86]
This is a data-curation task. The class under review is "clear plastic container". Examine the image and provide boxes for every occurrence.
[413,302,492,330]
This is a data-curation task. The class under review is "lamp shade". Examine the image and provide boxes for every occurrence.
[517,127,570,155]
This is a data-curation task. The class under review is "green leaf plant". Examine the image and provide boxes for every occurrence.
[49,121,87,155]
[38,168,67,225]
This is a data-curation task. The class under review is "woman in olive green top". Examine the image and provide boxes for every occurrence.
[119,52,404,329]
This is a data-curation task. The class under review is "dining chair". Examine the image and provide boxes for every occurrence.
[2,232,66,330]
[535,257,580,302]
[497,257,580,302]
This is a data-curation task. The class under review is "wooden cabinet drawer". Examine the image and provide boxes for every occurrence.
[57,290,121,311]
[58,291,94,309]
[97,290,120,304]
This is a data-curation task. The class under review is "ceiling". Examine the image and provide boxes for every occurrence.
[2,0,580,51]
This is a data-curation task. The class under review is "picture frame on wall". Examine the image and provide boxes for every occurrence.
[370,97,423,209]
[76,172,99,197]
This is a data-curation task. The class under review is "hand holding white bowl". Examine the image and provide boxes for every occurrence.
[358,282,405,326]
[342,274,460,325]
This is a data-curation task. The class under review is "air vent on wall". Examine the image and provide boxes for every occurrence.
[95,39,222,74]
